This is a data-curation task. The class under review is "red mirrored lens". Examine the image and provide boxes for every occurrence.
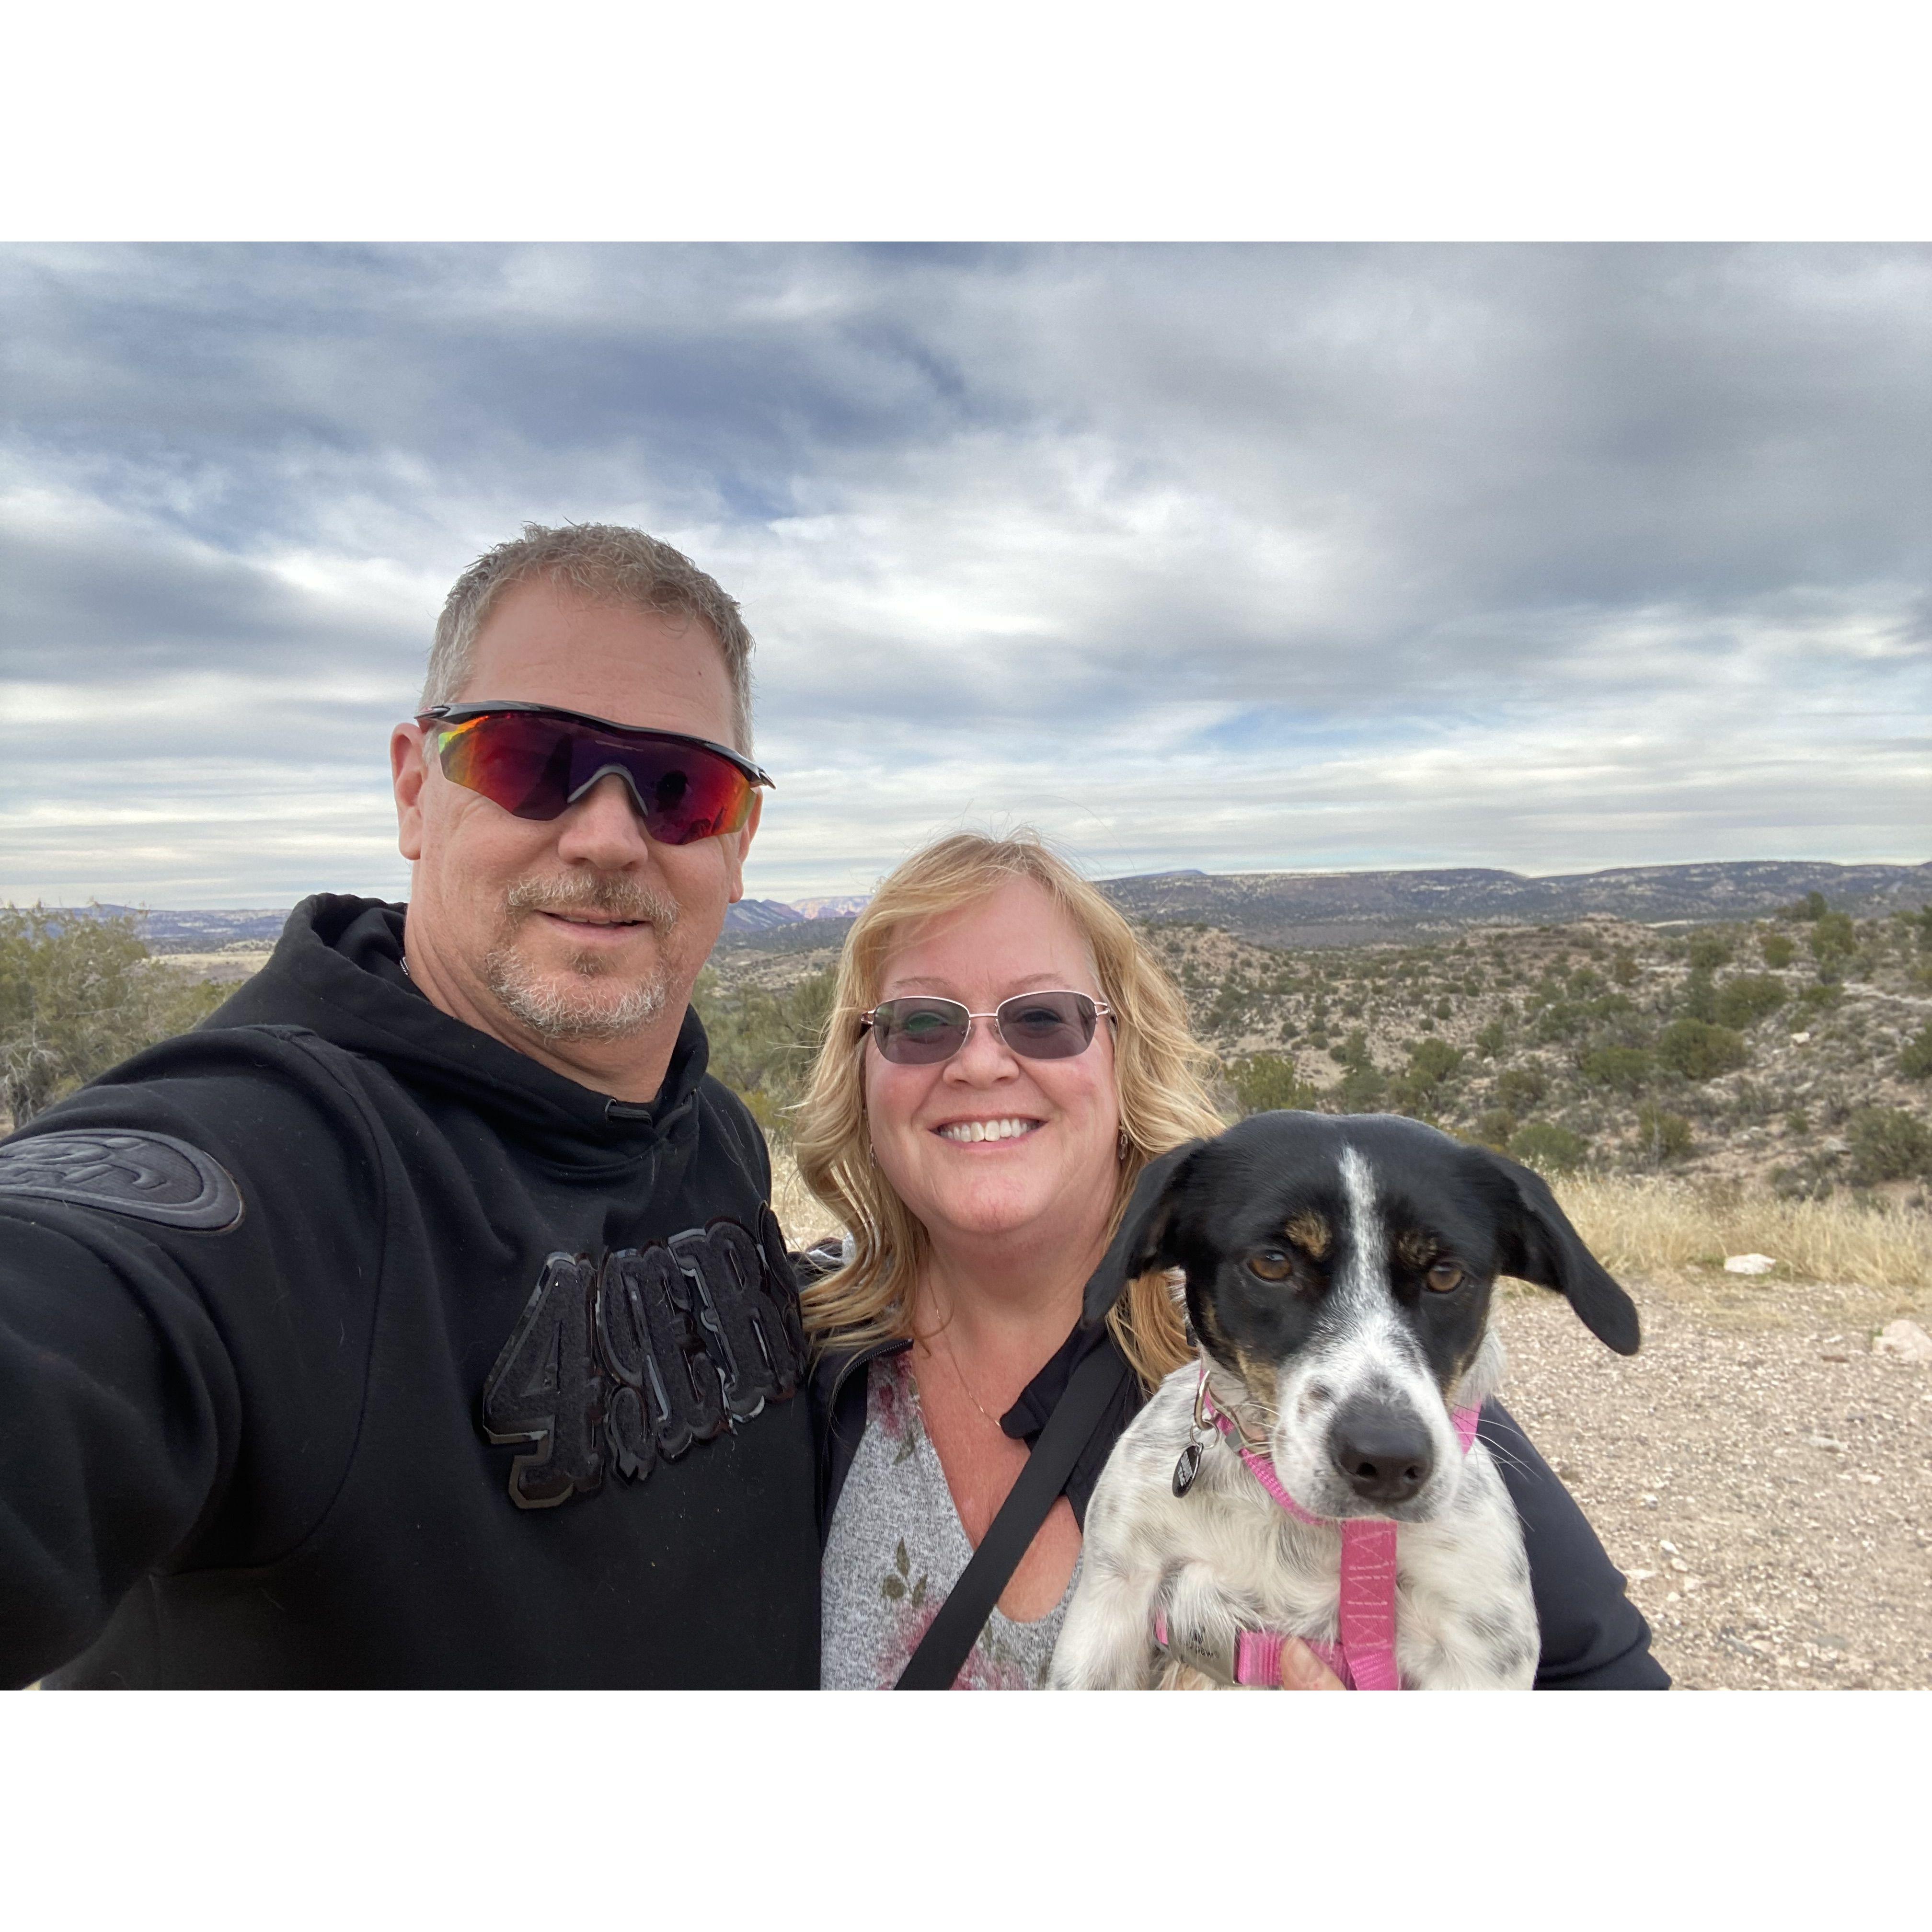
[435,713,754,843]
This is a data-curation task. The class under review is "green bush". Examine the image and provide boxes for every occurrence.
[1714,972,1787,1028]
[1797,982,1843,1013]
[1655,1017,1749,1081]
[1846,1108,1932,1184]
[0,906,229,1125]
[1687,933,1732,972]
[1472,1107,1518,1151]
[1330,1063,1389,1112]
[1508,1122,1590,1173]
[1579,1044,1653,1093]
[1495,1065,1548,1112]
[1809,911,1857,966]
[691,967,836,1135]
[1900,1023,1932,1081]
[1760,932,1795,969]
[1230,1052,1320,1117]
[1474,1016,1507,1059]
[1678,970,1719,1023]
[1634,1104,1694,1164]
[1610,950,1639,987]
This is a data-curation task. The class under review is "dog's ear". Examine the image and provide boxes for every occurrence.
[1473,1148,1641,1356]
[1080,1140,1207,1330]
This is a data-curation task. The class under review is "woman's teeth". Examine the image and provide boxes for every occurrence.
[937,1118,1038,1143]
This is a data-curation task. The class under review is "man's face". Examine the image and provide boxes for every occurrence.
[391,576,757,1060]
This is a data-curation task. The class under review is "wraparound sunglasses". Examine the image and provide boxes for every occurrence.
[859,990,1114,1066]
[418,702,772,845]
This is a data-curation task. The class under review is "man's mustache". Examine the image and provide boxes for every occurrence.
[505,874,681,930]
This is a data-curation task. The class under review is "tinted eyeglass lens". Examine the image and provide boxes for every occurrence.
[995,991,1096,1058]
[871,1000,971,1064]
[867,992,1099,1065]
[434,713,753,843]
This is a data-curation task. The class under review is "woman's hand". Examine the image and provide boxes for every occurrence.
[1279,1639,1345,1690]
[1155,1638,1346,1689]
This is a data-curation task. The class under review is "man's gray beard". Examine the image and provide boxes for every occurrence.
[483,873,682,1045]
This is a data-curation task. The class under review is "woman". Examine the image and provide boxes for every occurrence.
[794,831,1665,1690]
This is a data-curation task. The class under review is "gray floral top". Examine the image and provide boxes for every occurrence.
[820,1349,1080,1690]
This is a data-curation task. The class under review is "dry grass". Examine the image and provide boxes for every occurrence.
[1546,1171,1932,1296]
[770,1147,837,1251]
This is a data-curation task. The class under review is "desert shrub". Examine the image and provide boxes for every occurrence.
[1714,972,1787,1028]
[1760,932,1795,968]
[1474,1016,1507,1059]
[1230,1052,1320,1116]
[1633,1104,1694,1165]
[0,906,229,1125]
[692,968,835,1135]
[1782,890,1828,922]
[1809,911,1857,967]
[1678,970,1719,1023]
[1508,1122,1590,1173]
[1797,982,1842,1014]
[1687,933,1732,972]
[1846,1107,1932,1184]
[1496,1065,1548,1112]
[1579,1044,1653,1094]
[1533,1000,1589,1043]
[1329,1063,1388,1112]
[1610,949,1639,987]
[1900,1022,1932,1081]
[1472,1108,1518,1151]
[1655,1017,1749,1081]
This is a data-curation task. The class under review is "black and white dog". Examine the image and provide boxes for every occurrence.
[1050,1112,1640,1690]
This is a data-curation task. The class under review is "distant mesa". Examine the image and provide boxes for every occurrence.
[33,858,1930,957]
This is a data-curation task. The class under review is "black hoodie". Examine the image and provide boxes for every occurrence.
[0,896,819,1688]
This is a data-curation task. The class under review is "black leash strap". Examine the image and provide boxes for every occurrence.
[895,1341,1130,1690]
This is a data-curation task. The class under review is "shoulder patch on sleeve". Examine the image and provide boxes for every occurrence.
[0,1129,244,1231]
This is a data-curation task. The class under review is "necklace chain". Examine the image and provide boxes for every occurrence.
[924,1324,1002,1427]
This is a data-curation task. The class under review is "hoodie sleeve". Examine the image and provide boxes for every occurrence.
[0,1034,388,1687]
[0,1198,245,1686]
[1481,1399,1671,1690]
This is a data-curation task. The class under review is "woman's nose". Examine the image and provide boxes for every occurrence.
[945,1012,1018,1081]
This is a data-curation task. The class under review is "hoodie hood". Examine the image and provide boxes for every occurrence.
[207,894,711,1157]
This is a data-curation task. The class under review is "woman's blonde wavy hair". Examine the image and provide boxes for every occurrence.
[793,830,1227,1392]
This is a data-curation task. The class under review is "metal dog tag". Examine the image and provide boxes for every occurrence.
[1172,1441,1203,1497]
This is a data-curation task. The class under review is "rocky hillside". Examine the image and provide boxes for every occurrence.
[709,895,1932,1201]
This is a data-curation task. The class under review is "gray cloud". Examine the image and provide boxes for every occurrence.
[2,243,1926,906]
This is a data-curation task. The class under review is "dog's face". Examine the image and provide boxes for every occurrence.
[1086,1112,1639,1522]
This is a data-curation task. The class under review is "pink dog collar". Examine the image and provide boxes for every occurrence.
[1179,1370,1482,1691]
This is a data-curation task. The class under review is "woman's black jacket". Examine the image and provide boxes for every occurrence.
[809,1308,1669,1690]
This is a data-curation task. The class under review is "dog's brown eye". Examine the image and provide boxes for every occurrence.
[1248,1248,1295,1282]
[1426,1261,1465,1293]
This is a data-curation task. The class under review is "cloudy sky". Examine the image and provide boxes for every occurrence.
[2,242,1927,910]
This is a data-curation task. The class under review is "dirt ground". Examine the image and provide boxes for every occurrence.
[1494,1279,1932,1689]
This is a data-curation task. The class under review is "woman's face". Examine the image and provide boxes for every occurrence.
[864,876,1123,1260]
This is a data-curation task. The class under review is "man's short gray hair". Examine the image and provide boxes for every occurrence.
[422,522,756,751]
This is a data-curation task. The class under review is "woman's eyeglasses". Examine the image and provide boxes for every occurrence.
[859,990,1113,1066]
[417,702,772,845]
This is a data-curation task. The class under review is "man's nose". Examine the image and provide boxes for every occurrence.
[553,772,654,866]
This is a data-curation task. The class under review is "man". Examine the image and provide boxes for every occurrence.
[0,523,819,1688]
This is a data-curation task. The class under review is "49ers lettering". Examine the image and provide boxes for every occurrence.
[480,1210,805,1509]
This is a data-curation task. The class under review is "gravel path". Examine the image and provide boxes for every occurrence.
[1495,1284,1932,1689]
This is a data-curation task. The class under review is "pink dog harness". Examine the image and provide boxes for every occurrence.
[1155,1369,1481,1690]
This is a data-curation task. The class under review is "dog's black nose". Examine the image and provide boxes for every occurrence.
[1330,1405,1435,1506]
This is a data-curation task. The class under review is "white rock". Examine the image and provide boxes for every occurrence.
[1626,1568,1658,1583]
[1725,1253,1778,1275]
[1790,1031,1811,1044]
[1874,1319,1932,1364]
